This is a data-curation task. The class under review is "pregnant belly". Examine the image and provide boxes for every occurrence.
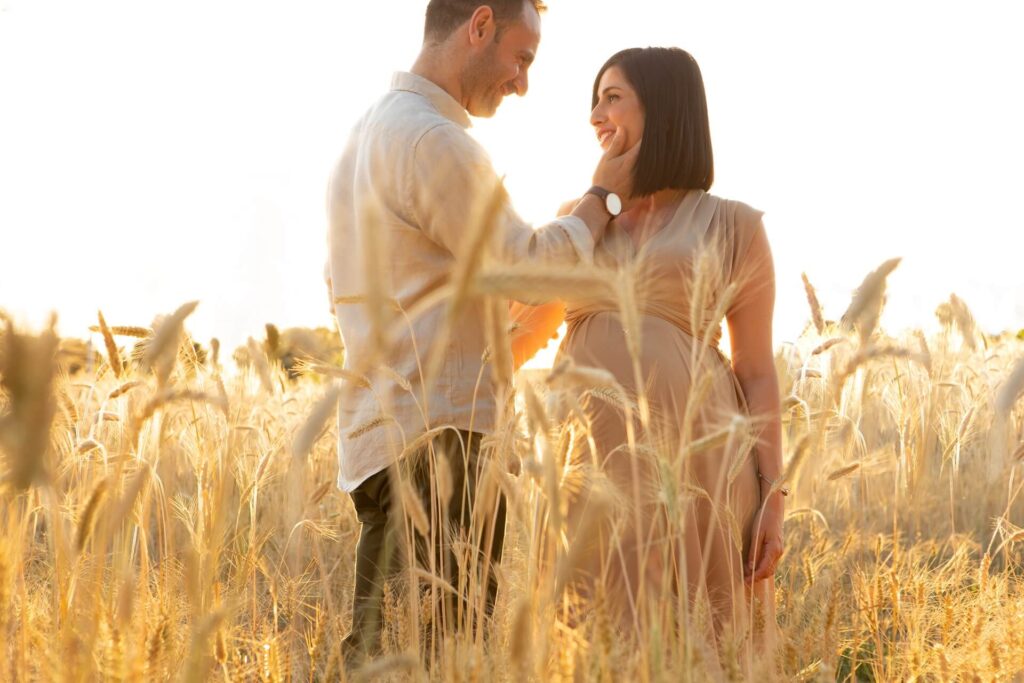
[561,311,702,379]
[559,311,743,417]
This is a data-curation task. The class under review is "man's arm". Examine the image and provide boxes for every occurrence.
[406,124,636,267]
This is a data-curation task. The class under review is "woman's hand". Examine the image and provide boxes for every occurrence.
[745,493,784,585]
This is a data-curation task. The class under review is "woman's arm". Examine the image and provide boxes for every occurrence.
[725,218,784,584]
[510,300,566,369]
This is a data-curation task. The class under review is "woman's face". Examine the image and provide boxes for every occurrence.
[591,66,644,152]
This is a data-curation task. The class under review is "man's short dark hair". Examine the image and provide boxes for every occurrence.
[593,47,715,196]
[424,0,547,43]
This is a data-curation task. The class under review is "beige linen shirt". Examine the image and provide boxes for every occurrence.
[326,72,594,492]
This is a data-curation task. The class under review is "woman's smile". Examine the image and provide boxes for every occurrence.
[597,127,616,148]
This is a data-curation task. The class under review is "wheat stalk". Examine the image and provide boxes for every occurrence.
[399,479,429,536]
[827,463,861,481]
[935,293,980,351]
[246,337,275,395]
[294,359,371,388]
[76,477,110,553]
[87,325,153,338]
[107,380,143,400]
[291,382,341,459]
[474,263,614,303]
[346,415,397,440]
[96,310,123,378]
[995,358,1024,414]
[0,320,58,489]
[839,257,901,345]
[801,273,826,335]
[811,337,846,356]
[378,366,412,393]
[141,301,198,379]
[75,439,103,455]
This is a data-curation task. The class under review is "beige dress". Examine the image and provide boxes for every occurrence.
[555,189,777,662]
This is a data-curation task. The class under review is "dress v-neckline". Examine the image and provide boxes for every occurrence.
[616,189,700,257]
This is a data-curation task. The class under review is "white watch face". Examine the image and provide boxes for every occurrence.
[606,192,622,216]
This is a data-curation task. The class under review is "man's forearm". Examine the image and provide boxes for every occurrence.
[570,193,613,243]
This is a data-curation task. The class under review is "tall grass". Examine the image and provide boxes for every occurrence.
[1,260,1023,681]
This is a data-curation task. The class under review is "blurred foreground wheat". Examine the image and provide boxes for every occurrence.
[1,270,1024,681]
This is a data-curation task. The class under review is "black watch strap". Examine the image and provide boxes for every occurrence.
[585,185,621,217]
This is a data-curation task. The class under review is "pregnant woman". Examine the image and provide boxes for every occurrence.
[513,47,783,673]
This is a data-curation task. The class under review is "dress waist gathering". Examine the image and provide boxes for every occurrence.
[564,305,724,351]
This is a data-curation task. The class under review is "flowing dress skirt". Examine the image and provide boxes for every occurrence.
[557,309,778,667]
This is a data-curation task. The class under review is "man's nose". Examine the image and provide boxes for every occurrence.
[512,67,528,97]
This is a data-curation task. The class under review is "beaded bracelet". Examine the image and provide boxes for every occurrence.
[757,471,790,496]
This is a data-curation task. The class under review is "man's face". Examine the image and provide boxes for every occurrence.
[462,5,540,118]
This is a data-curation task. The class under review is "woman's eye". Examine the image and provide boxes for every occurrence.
[607,94,619,103]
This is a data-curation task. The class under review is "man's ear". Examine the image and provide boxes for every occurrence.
[466,6,496,47]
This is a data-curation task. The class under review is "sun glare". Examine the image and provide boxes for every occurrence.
[1,0,1022,355]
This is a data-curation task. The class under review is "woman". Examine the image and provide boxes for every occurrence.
[512,47,783,667]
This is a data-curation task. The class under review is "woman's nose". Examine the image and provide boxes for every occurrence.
[590,105,604,127]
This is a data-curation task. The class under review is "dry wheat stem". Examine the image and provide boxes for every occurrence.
[936,293,980,351]
[96,311,123,379]
[141,301,198,373]
[802,273,826,335]
[827,463,862,481]
[996,358,1024,414]
[840,257,902,344]
[87,325,153,338]
[75,477,111,553]
[107,380,143,400]
[246,337,275,395]
[811,337,847,356]
[346,415,398,441]
[291,382,342,460]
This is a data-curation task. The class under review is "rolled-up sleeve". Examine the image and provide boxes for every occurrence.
[406,123,594,267]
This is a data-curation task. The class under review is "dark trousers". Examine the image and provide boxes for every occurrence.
[342,429,507,657]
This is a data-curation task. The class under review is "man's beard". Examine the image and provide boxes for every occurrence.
[463,46,505,118]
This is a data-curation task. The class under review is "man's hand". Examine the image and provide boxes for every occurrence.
[592,128,641,199]
[569,130,641,243]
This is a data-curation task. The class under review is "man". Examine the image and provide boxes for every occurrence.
[325,0,636,660]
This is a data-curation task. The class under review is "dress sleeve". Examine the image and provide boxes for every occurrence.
[726,200,772,316]
[728,201,767,288]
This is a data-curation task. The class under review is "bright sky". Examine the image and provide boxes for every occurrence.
[2,0,1023,361]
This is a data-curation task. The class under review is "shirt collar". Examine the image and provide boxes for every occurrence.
[390,71,472,129]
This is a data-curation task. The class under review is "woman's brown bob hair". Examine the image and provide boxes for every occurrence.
[592,47,714,196]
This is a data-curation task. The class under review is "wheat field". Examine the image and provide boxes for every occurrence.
[1,264,1024,682]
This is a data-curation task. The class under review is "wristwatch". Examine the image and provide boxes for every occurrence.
[585,185,622,217]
